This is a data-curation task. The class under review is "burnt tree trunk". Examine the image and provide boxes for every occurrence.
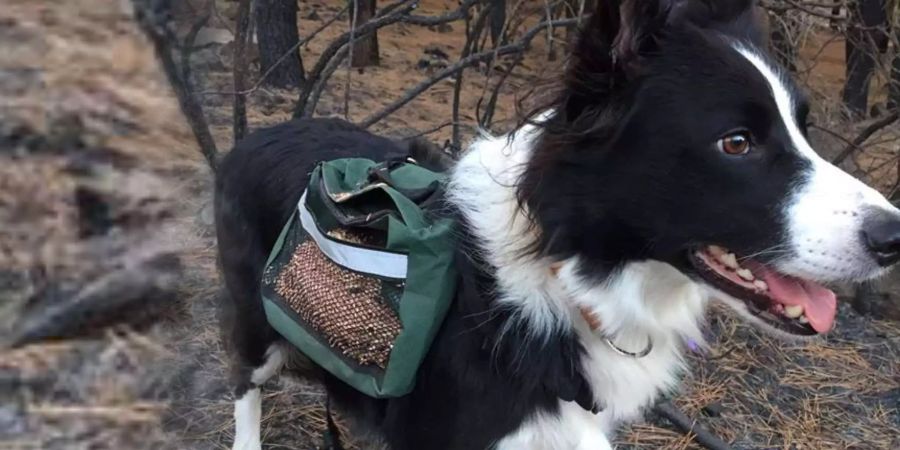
[842,0,888,119]
[233,0,252,141]
[489,0,506,47]
[255,0,305,88]
[350,0,379,68]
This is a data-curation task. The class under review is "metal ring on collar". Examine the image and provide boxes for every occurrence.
[604,336,653,358]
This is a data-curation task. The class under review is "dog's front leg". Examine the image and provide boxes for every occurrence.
[574,431,613,450]
[495,400,613,450]
[233,387,262,450]
[232,344,285,450]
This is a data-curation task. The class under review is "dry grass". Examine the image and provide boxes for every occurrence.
[616,303,900,450]
[2,1,899,449]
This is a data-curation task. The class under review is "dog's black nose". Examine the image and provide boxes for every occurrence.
[862,211,900,267]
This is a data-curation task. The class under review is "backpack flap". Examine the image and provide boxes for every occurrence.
[308,158,442,235]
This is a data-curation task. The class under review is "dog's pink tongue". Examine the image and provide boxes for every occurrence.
[751,264,837,333]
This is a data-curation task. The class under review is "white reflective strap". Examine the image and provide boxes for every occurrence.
[297,191,408,279]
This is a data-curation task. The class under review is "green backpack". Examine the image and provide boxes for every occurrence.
[260,158,457,398]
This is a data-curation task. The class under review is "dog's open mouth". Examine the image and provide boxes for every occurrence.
[688,245,837,336]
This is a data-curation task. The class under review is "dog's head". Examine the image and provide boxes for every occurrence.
[520,0,900,338]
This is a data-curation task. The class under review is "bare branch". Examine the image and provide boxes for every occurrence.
[130,0,219,170]
[306,45,351,117]
[476,55,522,129]
[198,6,349,97]
[360,17,579,129]
[294,0,484,118]
[232,0,252,141]
[345,0,359,119]
[295,0,418,117]
[452,2,493,150]
[653,401,734,450]
[832,112,900,165]
[181,9,210,83]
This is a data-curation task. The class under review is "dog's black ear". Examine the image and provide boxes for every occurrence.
[574,0,680,76]
[562,0,682,120]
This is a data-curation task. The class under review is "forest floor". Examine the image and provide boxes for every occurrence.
[0,1,898,449]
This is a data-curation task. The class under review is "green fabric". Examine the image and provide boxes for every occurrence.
[263,297,386,397]
[261,157,457,398]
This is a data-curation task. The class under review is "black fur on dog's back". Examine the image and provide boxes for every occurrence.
[215,118,595,449]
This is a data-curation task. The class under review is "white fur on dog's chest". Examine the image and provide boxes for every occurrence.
[579,325,690,432]
[495,263,703,449]
[563,260,706,432]
[495,322,695,450]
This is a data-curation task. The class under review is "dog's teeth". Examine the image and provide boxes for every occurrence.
[708,245,727,258]
[784,305,804,319]
[736,268,754,281]
[718,252,738,270]
[798,314,809,324]
[753,279,768,291]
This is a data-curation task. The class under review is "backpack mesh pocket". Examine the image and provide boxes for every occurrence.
[268,226,403,369]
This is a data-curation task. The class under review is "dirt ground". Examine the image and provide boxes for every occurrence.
[0,1,898,449]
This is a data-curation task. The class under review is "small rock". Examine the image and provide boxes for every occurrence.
[220,2,239,20]
[416,58,430,70]
[306,10,321,21]
[0,121,46,155]
[701,402,723,417]
[0,402,27,438]
[199,203,215,228]
[435,23,453,33]
[424,45,449,60]
[194,26,233,46]
[74,186,114,238]
[853,287,900,321]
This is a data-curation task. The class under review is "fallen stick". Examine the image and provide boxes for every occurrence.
[29,402,165,424]
[653,401,735,450]
[831,111,900,165]
[8,252,181,349]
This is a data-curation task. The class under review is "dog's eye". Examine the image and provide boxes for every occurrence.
[717,132,751,155]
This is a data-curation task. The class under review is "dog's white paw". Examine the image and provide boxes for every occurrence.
[231,435,261,450]
[575,434,613,450]
[232,388,262,450]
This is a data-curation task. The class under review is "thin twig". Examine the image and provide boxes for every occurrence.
[29,403,166,424]
[345,0,359,119]
[294,0,483,118]
[400,121,466,139]
[831,112,900,165]
[295,0,418,117]
[543,0,555,60]
[360,17,579,128]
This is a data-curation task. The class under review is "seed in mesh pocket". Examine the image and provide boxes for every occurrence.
[275,239,402,369]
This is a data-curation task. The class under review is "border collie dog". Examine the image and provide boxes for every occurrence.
[215,0,900,448]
